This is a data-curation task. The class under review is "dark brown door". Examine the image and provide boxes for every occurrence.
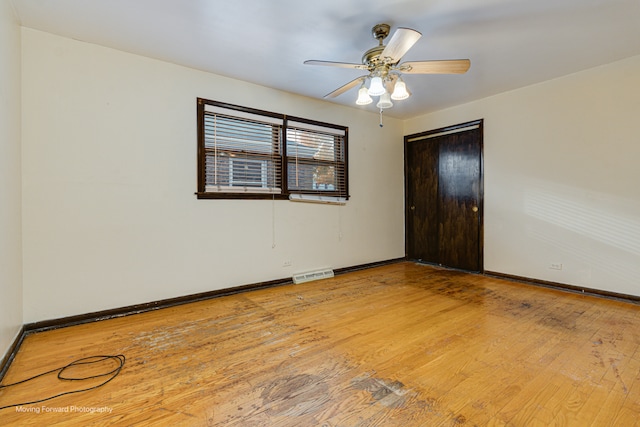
[405,120,483,272]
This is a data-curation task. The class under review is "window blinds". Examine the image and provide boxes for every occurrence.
[286,119,347,199]
[203,104,283,194]
[198,99,348,201]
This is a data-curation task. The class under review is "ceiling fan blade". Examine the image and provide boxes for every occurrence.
[400,59,471,74]
[324,76,366,98]
[304,60,367,70]
[381,28,422,63]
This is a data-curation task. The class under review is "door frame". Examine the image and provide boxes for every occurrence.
[404,119,484,272]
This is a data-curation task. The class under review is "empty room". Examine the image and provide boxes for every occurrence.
[1,0,640,425]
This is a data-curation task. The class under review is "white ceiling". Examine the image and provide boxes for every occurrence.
[11,0,640,119]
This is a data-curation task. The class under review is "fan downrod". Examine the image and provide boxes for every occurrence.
[362,23,391,67]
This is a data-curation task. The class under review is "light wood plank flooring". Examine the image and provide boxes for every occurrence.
[1,262,639,426]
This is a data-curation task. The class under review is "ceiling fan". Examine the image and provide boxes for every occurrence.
[304,23,470,111]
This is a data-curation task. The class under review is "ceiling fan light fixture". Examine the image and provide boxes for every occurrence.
[356,84,373,105]
[376,92,393,109]
[391,78,410,100]
[303,24,470,124]
[368,76,386,96]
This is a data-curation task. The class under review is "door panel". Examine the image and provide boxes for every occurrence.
[438,130,481,271]
[405,140,439,263]
[405,121,483,272]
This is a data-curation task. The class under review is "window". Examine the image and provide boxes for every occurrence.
[197,98,348,201]
[287,121,346,195]
[199,101,283,196]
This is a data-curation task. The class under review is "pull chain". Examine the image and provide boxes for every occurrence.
[379,108,384,128]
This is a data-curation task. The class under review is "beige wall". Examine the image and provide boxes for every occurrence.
[20,28,406,323]
[9,23,640,343]
[0,0,23,358]
[405,54,640,297]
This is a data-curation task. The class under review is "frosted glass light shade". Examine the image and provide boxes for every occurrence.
[391,80,410,100]
[368,76,386,96]
[376,92,393,109]
[356,85,373,105]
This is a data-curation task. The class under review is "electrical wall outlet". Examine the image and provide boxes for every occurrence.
[549,263,563,270]
[283,260,292,267]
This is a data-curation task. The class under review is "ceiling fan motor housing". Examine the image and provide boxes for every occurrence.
[362,46,386,69]
[363,24,396,73]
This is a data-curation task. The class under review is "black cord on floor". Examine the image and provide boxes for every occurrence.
[0,354,125,411]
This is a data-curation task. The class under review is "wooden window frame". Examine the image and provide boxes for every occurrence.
[196,98,349,201]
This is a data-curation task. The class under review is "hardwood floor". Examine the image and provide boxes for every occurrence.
[1,262,639,426]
